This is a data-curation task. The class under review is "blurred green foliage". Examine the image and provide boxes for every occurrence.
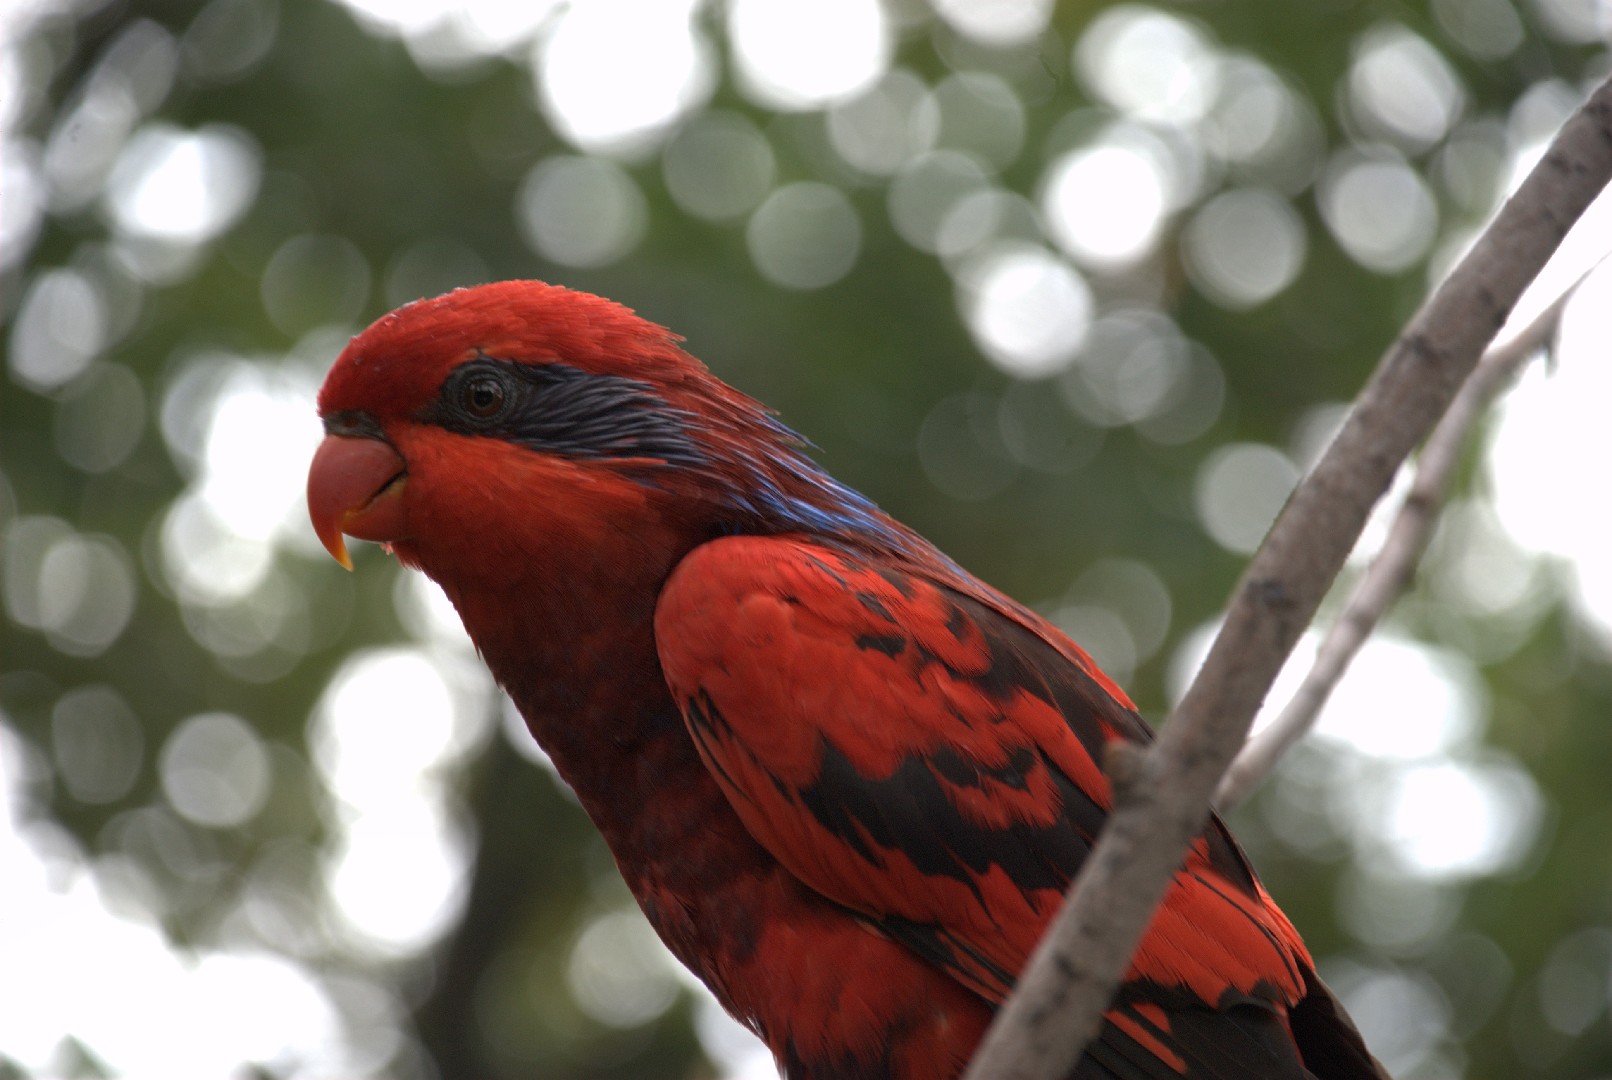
[3,1,1610,1078]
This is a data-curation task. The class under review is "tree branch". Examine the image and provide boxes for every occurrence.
[1214,265,1589,809]
[962,75,1612,1080]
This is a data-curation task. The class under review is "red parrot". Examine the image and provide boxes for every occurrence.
[306,281,1386,1080]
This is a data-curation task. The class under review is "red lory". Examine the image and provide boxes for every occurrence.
[306,281,1386,1080]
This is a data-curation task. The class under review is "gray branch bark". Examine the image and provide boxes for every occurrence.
[962,74,1612,1080]
[1215,269,1586,809]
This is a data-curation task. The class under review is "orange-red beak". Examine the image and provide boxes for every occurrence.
[306,435,410,570]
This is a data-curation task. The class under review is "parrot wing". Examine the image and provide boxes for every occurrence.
[654,534,1319,1080]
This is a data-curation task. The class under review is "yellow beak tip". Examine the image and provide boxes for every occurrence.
[318,528,355,571]
[334,537,355,572]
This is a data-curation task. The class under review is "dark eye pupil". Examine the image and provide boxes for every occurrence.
[464,377,505,418]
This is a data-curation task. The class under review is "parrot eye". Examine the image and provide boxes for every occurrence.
[461,374,508,419]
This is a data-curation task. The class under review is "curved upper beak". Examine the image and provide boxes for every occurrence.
[306,434,410,570]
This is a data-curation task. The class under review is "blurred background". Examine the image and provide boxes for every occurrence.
[3,0,1611,1077]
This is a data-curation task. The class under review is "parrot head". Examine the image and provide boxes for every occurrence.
[306,281,915,592]
[308,281,700,580]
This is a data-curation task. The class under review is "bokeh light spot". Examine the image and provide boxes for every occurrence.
[827,69,937,176]
[178,568,313,677]
[1429,499,1544,623]
[334,0,442,37]
[1374,757,1543,879]
[1171,625,1484,777]
[162,494,275,603]
[200,362,324,544]
[956,243,1092,377]
[1076,5,1220,127]
[1436,119,1508,214]
[888,149,993,255]
[1347,24,1465,151]
[1,517,137,657]
[104,123,261,244]
[182,0,282,84]
[728,0,890,111]
[9,268,107,392]
[324,800,470,957]
[446,0,560,56]
[932,0,1053,45]
[567,909,682,1028]
[1488,274,1612,644]
[930,72,1025,168]
[1,137,44,268]
[1182,188,1307,308]
[1071,558,1173,663]
[160,712,271,829]
[516,155,647,268]
[1529,0,1603,43]
[1319,152,1438,272]
[695,994,776,1080]
[1061,309,1204,432]
[935,189,1039,264]
[746,182,861,290]
[1042,131,1172,268]
[1327,963,1451,1076]
[1335,869,1458,954]
[1312,636,1483,760]
[0,756,351,1080]
[1204,57,1323,193]
[52,362,147,474]
[43,68,139,213]
[1431,0,1524,60]
[315,649,472,807]
[662,110,776,222]
[394,572,476,652]
[260,233,372,336]
[1194,442,1299,554]
[1536,929,1612,1035]
[51,685,144,806]
[533,0,712,154]
[312,648,480,956]
[1051,605,1137,685]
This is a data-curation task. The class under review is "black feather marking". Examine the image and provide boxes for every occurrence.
[928,744,1036,793]
[777,1031,896,1080]
[804,554,853,590]
[925,592,1122,833]
[1191,869,1303,990]
[683,693,748,796]
[426,357,705,465]
[854,633,907,657]
[1107,982,1312,1080]
[1201,818,1261,898]
[798,738,1091,901]
[876,567,918,599]
[854,591,897,624]
[944,590,1141,770]
[944,602,972,642]
[683,689,731,739]
[1287,968,1391,1080]
[870,912,1018,1001]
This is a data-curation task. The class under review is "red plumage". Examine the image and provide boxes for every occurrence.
[307,281,1386,1080]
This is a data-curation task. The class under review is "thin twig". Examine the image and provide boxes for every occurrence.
[1214,267,1591,809]
[962,75,1612,1080]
